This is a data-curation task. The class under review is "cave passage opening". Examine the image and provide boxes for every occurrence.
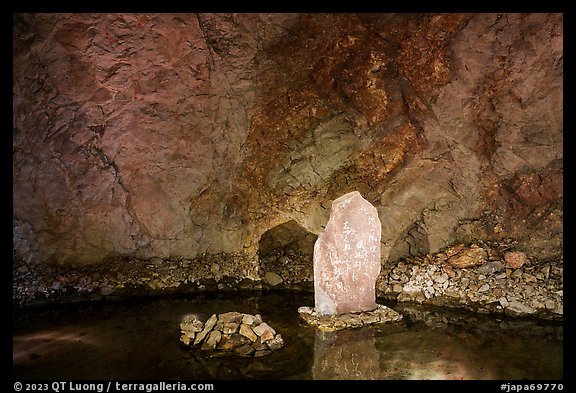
[257,220,317,290]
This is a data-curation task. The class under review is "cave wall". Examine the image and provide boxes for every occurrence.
[13,13,562,268]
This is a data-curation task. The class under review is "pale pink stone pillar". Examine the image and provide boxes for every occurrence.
[314,191,382,315]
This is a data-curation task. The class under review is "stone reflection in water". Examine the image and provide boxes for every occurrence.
[376,304,563,380]
[312,328,380,380]
[13,293,562,380]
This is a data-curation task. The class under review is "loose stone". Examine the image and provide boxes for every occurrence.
[239,324,258,342]
[180,312,283,357]
[194,314,217,345]
[505,251,528,269]
[298,304,403,332]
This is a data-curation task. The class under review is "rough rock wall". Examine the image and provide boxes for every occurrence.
[13,13,562,270]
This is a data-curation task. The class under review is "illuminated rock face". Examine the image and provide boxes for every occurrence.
[314,191,381,315]
[12,13,563,271]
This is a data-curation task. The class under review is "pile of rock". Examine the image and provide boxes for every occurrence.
[179,311,284,357]
[298,304,403,332]
[12,254,264,308]
[12,242,564,321]
[378,243,563,319]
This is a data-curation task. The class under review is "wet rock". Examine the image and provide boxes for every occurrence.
[264,271,283,286]
[194,314,217,345]
[506,300,536,315]
[218,333,250,351]
[234,344,255,357]
[180,334,192,346]
[239,324,257,342]
[100,286,116,296]
[253,322,276,342]
[220,322,239,334]
[298,304,403,332]
[202,330,222,350]
[180,312,283,357]
[218,311,243,324]
[266,334,284,351]
[180,315,204,334]
[254,349,272,357]
[252,337,269,351]
[242,313,261,326]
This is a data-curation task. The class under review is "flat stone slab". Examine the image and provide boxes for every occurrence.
[314,191,382,315]
[298,304,403,332]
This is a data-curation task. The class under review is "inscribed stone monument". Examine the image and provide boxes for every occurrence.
[314,191,381,315]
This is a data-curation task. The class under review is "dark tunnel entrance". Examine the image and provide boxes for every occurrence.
[258,220,317,290]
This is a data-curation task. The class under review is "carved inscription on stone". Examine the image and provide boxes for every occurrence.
[314,191,381,315]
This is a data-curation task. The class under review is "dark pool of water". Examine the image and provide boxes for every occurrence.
[13,291,563,380]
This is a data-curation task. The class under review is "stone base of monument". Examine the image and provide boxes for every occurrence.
[297,304,403,332]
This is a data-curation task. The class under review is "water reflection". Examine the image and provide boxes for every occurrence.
[376,325,496,379]
[13,327,98,364]
[313,328,380,379]
[376,303,562,380]
[310,322,498,380]
[12,292,562,380]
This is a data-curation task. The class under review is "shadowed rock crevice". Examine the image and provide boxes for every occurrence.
[388,219,431,263]
[257,220,316,290]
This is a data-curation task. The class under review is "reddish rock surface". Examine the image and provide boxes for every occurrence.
[504,251,529,269]
[447,244,488,268]
[313,191,381,315]
[13,14,562,283]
